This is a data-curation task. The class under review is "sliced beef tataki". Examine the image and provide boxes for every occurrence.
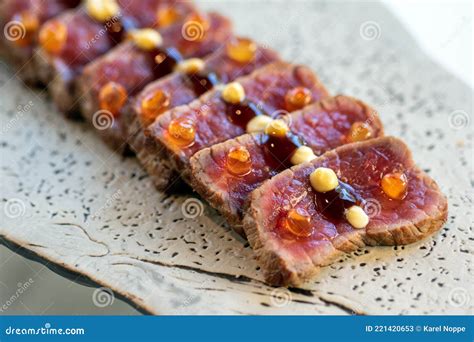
[35,1,197,115]
[125,39,280,172]
[243,136,448,286]
[145,61,329,190]
[77,12,234,151]
[190,95,384,234]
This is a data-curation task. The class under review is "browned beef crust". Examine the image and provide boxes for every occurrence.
[242,137,448,286]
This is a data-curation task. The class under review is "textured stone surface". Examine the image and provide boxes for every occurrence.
[0,1,472,314]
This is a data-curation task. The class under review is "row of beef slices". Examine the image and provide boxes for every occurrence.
[189,95,384,232]
[1,0,230,114]
[136,62,329,189]
[58,11,231,116]
[0,0,194,86]
[39,3,231,116]
[0,0,81,84]
[79,33,279,152]
[1,0,447,287]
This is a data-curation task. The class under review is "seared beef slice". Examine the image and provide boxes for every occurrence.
[127,39,279,156]
[35,1,197,114]
[77,12,234,151]
[243,137,447,286]
[190,95,384,234]
[146,61,329,189]
[126,40,279,183]
[0,0,79,84]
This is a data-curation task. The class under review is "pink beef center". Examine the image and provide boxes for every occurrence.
[262,142,439,258]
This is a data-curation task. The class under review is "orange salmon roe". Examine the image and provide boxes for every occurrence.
[98,82,128,117]
[226,146,252,176]
[283,208,313,238]
[39,20,67,55]
[13,11,39,47]
[168,117,195,147]
[381,172,408,200]
[226,38,257,63]
[140,90,170,126]
[284,87,312,112]
[156,7,181,27]
[186,13,210,30]
[182,13,209,41]
[347,122,372,142]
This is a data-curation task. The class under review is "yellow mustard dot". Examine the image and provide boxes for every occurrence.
[310,167,338,193]
[345,205,369,229]
[264,119,289,138]
[175,58,205,74]
[221,82,245,104]
[86,0,120,22]
[129,28,162,50]
[290,146,316,165]
[246,115,273,133]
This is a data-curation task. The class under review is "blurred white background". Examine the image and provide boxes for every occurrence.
[383,0,472,87]
[1,0,472,315]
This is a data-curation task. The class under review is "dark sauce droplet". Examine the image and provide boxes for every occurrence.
[106,16,137,43]
[151,46,183,79]
[186,70,220,96]
[315,181,362,222]
[226,100,265,129]
[65,0,82,7]
[261,133,305,172]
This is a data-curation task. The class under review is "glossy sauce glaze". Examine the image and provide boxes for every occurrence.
[314,180,363,222]
[185,70,220,96]
[105,16,137,44]
[149,46,183,79]
[225,100,265,128]
[261,132,305,172]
